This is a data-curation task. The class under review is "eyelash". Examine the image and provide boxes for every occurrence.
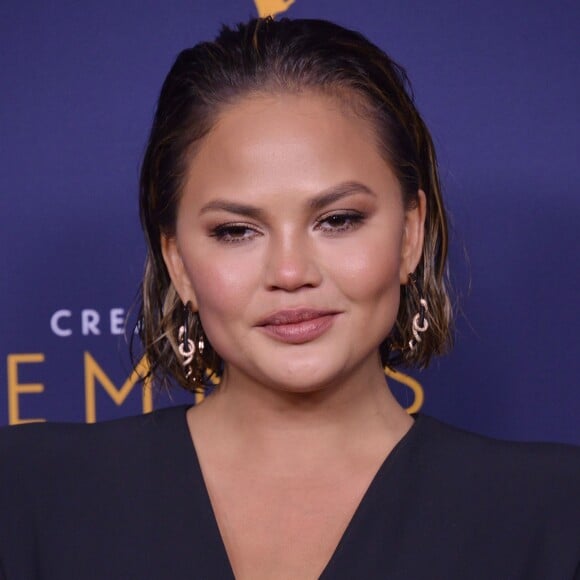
[209,211,366,244]
[210,223,260,244]
[315,211,366,234]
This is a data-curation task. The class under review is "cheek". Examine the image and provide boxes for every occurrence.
[328,230,403,301]
[184,254,256,313]
[179,248,260,356]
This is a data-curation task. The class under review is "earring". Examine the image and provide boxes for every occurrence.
[178,302,208,384]
[409,298,429,351]
[406,273,429,352]
[178,303,195,380]
[197,331,205,356]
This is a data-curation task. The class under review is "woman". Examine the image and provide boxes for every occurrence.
[1,17,579,580]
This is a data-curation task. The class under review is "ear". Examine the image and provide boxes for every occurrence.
[399,189,427,284]
[160,234,199,310]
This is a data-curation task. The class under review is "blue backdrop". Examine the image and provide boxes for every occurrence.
[1,0,578,444]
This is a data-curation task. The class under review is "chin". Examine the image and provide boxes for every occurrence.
[256,361,348,395]
[270,378,337,396]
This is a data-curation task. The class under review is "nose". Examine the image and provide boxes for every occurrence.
[264,229,322,292]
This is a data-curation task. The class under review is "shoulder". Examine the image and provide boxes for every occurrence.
[0,404,192,545]
[409,414,580,521]
[0,406,195,576]
[0,404,191,484]
[415,414,580,475]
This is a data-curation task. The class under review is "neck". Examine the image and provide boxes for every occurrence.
[189,358,413,462]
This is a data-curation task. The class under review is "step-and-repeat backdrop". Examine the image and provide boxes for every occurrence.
[1,0,578,443]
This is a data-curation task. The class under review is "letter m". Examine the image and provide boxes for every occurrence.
[84,352,152,423]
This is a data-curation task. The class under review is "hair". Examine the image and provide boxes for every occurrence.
[135,17,453,393]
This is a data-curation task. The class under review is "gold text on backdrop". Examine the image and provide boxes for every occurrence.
[254,0,295,18]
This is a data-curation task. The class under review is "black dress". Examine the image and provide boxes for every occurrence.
[1,404,579,579]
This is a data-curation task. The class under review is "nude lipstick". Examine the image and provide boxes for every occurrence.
[256,309,339,344]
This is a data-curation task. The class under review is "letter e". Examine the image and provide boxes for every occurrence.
[7,354,46,424]
[110,308,125,335]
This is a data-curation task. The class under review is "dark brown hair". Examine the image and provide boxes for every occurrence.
[136,17,452,392]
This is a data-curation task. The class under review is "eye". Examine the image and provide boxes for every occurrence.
[210,223,261,244]
[315,211,366,234]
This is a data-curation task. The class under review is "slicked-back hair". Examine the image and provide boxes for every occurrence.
[136,17,453,393]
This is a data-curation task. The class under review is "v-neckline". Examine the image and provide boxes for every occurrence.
[175,404,424,579]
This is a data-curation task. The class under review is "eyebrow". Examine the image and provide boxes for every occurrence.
[199,181,375,218]
[309,181,375,210]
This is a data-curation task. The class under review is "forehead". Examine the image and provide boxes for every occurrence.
[181,91,398,202]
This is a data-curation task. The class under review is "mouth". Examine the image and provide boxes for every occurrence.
[256,309,340,344]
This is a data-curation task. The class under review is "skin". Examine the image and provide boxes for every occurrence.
[162,91,426,579]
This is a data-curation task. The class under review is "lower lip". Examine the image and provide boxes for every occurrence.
[259,314,337,344]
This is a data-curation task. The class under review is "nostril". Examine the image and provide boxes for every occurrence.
[265,259,322,292]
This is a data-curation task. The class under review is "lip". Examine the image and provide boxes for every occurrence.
[256,309,340,344]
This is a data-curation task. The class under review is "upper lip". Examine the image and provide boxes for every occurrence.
[257,308,340,326]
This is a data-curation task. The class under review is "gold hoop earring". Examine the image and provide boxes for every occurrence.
[177,301,206,384]
[406,274,429,352]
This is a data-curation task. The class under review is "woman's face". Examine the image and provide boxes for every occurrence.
[163,91,425,393]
